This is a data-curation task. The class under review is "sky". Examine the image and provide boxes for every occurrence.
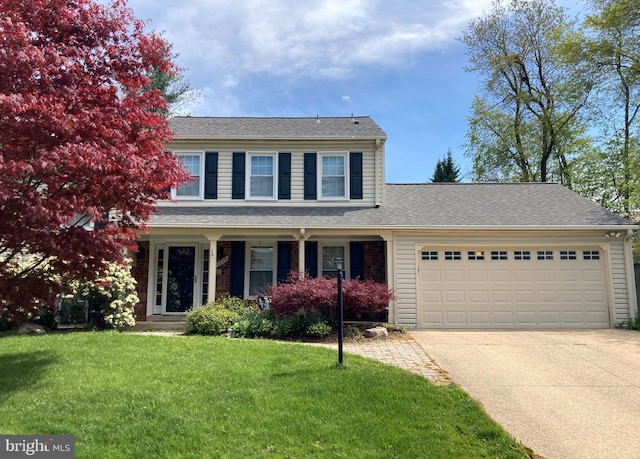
[126,0,583,183]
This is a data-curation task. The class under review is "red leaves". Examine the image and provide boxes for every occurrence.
[0,0,190,319]
[267,272,395,320]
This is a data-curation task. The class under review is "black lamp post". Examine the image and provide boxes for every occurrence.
[335,256,344,365]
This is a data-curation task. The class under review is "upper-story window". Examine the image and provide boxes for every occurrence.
[319,152,348,199]
[247,152,277,199]
[173,152,203,199]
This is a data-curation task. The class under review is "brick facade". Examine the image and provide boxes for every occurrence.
[364,241,386,283]
[131,241,149,321]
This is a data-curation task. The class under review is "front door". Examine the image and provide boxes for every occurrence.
[166,246,196,313]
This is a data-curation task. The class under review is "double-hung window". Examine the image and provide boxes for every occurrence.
[248,245,274,296]
[321,245,346,278]
[319,153,348,199]
[173,152,203,199]
[247,152,276,199]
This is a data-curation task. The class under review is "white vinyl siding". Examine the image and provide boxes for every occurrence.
[161,142,378,207]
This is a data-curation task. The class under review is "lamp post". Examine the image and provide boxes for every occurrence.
[335,256,344,365]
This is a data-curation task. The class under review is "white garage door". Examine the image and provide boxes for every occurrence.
[418,247,609,328]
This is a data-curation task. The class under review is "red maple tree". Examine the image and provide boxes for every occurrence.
[0,0,191,321]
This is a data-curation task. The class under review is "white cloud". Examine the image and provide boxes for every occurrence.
[132,0,491,80]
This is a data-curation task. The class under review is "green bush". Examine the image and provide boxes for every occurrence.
[383,323,406,334]
[229,310,273,338]
[616,311,640,330]
[186,306,239,335]
[305,321,332,338]
[344,326,362,340]
[210,296,256,316]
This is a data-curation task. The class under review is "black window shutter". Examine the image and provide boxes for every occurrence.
[229,241,245,297]
[278,153,291,200]
[204,152,218,199]
[232,152,245,199]
[350,152,363,200]
[277,242,292,283]
[303,153,317,200]
[350,242,365,280]
[305,241,318,277]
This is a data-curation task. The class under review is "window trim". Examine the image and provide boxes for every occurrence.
[246,151,278,200]
[319,243,349,278]
[318,151,349,200]
[244,243,276,298]
[172,151,204,200]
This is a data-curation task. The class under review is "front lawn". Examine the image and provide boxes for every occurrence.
[0,332,529,458]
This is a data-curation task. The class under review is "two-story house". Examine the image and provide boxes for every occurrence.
[132,116,638,329]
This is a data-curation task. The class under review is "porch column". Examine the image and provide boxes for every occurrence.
[206,235,221,303]
[380,231,395,323]
[298,228,306,279]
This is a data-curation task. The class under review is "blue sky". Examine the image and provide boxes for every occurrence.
[127,0,583,183]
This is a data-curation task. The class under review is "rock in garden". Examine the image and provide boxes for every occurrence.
[16,322,46,335]
[364,326,388,339]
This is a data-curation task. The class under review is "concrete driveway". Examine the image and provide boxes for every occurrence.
[410,329,640,459]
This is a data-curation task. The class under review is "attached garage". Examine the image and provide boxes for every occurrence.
[417,246,609,328]
[387,183,638,330]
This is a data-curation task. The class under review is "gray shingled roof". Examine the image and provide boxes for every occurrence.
[150,183,634,229]
[169,116,387,140]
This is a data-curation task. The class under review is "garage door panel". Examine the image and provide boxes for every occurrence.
[491,290,513,303]
[469,311,490,325]
[446,291,466,302]
[468,291,490,303]
[444,270,464,282]
[445,311,467,325]
[468,270,488,282]
[419,246,609,329]
[493,311,514,324]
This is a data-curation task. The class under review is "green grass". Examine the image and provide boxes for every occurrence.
[0,332,529,458]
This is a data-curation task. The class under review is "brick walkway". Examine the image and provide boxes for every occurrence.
[309,337,452,385]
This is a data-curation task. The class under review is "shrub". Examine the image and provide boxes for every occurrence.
[342,278,395,320]
[344,326,362,340]
[616,311,640,330]
[229,310,273,338]
[266,272,336,317]
[211,296,257,316]
[305,321,332,338]
[58,259,138,330]
[383,323,406,334]
[186,306,239,335]
[266,272,395,322]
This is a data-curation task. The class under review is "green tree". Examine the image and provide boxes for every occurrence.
[461,0,593,184]
[146,45,200,116]
[574,0,640,218]
[431,150,461,182]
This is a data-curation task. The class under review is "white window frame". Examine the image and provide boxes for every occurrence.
[244,243,276,298]
[319,243,349,278]
[318,152,349,200]
[172,151,204,200]
[246,152,278,200]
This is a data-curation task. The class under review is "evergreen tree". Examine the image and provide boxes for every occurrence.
[431,150,461,182]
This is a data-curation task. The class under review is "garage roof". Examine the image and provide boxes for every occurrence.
[150,183,634,229]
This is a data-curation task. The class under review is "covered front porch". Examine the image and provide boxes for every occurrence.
[132,227,393,321]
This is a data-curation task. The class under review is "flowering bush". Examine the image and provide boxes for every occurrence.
[59,259,138,330]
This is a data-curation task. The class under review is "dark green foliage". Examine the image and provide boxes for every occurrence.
[615,311,640,330]
[431,150,461,182]
[185,306,239,335]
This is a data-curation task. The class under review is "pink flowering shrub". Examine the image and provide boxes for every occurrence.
[266,272,395,321]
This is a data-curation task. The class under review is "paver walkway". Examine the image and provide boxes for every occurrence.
[310,337,451,384]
